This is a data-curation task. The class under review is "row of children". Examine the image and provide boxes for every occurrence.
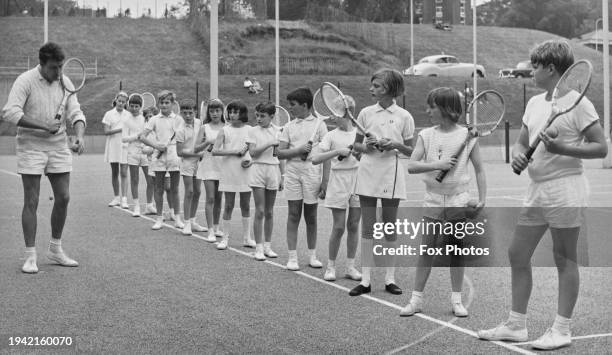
[100,39,602,349]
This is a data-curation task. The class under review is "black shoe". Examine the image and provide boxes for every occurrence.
[349,284,371,296]
[385,283,403,295]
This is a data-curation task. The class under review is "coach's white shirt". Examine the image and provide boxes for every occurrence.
[1,65,86,151]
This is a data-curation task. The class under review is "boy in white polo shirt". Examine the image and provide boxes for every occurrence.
[277,87,329,271]
[139,90,184,230]
[247,102,284,260]
[478,40,608,350]
[175,99,205,236]
[122,94,154,217]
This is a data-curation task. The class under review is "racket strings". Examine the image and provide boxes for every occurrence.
[469,93,504,133]
[61,59,86,92]
[320,85,346,118]
[274,106,290,128]
[555,61,592,105]
[313,89,334,119]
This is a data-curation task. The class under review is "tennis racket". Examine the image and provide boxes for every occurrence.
[436,90,505,182]
[157,132,176,159]
[55,57,86,123]
[272,105,291,157]
[319,82,380,150]
[171,101,180,115]
[513,59,593,175]
[142,92,156,110]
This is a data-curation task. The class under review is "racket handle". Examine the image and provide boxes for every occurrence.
[338,145,353,161]
[512,145,537,175]
[435,154,458,182]
[207,144,214,152]
[300,141,312,161]
[272,144,279,157]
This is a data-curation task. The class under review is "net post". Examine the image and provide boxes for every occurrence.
[268,82,271,102]
[119,81,122,91]
[523,83,526,114]
[505,120,510,164]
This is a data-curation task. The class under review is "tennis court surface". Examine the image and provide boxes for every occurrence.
[1,153,611,354]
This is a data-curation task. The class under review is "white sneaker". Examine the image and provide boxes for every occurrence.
[217,238,228,250]
[254,246,266,261]
[264,246,278,258]
[345,266,362,281]
[22,257,38,273]
[108,196,120,207]
[152,217,163,230]
[204,233,217,243]
[477,321,528,342]
[214,229,224,237]
[132,204,141,217]
[120,197,129,209]
[452,302,469,317]
[243,238,256,248]
[145,203,157,215]
[174,216,185,229]
[309,255,323,268]
[191,221,208,232]
[323,266,336,281]
[182,222,192,236]
[399,301,423,317]
[47,250,78,267]
[286,257,299,271]
[531,328,571,350]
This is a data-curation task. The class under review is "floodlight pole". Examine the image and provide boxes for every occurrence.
[602,0,611,167]
[210,0,219,99]
[275,0,280,106]
[472,0,477,124]
[44,0,48,43]
[410,0,414,68]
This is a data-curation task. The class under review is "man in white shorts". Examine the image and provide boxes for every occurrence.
[1,42,85,274]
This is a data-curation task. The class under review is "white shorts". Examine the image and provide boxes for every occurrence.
[180,158,199,177]
[324,169,359,209]
[249,163,281,190]
[423,190,470,221]
[16,148,72,175]
[127,151,149,167]
[518,174,589,228]
[151,156,180,172]
[284,162,321,204]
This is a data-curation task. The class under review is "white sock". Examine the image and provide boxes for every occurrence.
[327,259,336,268]
[24,247,36,259]
[552,314,571,335]
[256,243,264,252]
[411,290,424,304]
[264,242,272,250]
[133,198,139,206]
[50,238,62,253]
[221,219,229,235]
[214,224,220,232]
[385,267,396,285]
[346,258,355,269]
[451,291,462,304]
[508,311,527,328]
[309,249,318,259]
[360,267,371,287]
[241,217,250,239]
[288,250,297,260]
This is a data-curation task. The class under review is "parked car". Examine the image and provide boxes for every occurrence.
[499,60,533,78]
[403,55,486,78]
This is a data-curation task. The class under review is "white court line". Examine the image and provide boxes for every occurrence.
[111,205,533,355]
[385,276,476,355]
[404,183,612,195]
[0,168,19,177]
[513,332,612,346]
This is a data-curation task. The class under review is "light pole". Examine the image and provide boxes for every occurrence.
[595,18,602,51]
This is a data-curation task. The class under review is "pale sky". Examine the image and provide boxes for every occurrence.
[80,0,186,18]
